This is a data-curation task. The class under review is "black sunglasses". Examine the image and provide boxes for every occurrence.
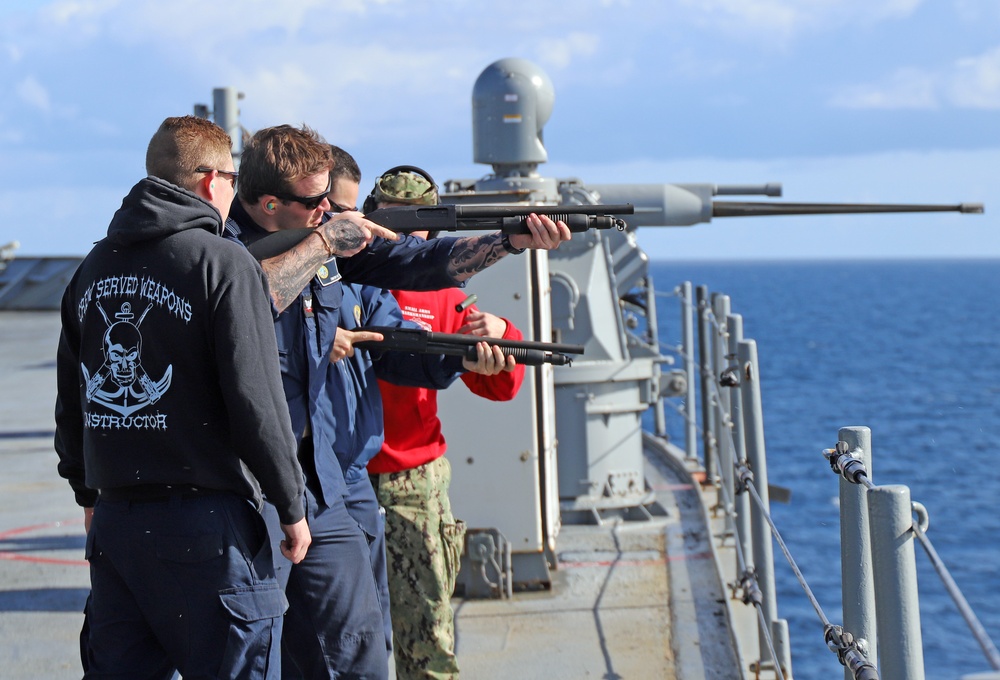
[195,166,239,188]
[272,173,334,211]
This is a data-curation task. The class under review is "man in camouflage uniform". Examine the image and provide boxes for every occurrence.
[365,167,526,679]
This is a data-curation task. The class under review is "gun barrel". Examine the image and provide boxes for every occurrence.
[354,326,584,367]
[437,343,572,366]
[713,183,782,197]
[422,330,584,355]
[453,204,634,218]
[712,201,985,218]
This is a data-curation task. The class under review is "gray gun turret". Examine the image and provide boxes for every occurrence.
[436,57,985,598]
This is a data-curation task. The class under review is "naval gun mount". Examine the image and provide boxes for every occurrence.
[436,57,982,595]
[442,172,981,526]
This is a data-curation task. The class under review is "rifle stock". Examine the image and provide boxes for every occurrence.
[354,326,584,367]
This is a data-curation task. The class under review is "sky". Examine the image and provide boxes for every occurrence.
[1,0,998,260]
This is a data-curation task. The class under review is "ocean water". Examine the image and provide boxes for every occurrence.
[649,259,1000,680]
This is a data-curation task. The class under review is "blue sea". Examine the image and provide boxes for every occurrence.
[650,259,1000,680]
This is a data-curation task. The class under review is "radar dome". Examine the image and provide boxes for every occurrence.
[472,58,554,169]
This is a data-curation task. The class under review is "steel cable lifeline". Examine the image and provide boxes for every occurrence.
[699,306,878,679]
[658,397,702,431]
[824,442,1000,671]
[738,465,878,680]
[657,338,694,362]
[712,464,786,680]
[689,304,787,678]
[702,368,876,679]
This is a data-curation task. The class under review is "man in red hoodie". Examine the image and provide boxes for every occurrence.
[365,166,525,679]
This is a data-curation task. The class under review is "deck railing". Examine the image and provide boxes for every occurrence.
[656,282,1000,680]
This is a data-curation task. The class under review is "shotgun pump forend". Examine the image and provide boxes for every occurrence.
[353,326,584,366]
[362,203,634,234]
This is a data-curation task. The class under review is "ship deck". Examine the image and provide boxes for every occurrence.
[0,311,763,679]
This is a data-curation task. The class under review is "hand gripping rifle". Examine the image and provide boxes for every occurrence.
[245,203,633,261]
[352,326,584,366]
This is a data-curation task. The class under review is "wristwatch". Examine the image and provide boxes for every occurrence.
[501,233,527,255]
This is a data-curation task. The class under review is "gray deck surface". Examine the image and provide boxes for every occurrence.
[0,311,756,679]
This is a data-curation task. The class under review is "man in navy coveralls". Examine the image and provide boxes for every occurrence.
[226,124,568,679]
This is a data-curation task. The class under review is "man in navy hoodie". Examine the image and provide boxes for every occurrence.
[54,116,310,679]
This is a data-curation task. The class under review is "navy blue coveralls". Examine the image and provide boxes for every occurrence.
[329,282,465,651]
[226,202,460,679]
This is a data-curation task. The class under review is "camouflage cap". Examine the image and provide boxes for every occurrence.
[373,168,439,206]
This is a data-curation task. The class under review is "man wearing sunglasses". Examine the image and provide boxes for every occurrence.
[225,124,570,679]
[230,129,569,315]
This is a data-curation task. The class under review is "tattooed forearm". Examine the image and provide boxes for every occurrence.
[260,237,327,312]
[447,233,508,282]
[324,219,366,254]
[259,219,369,312]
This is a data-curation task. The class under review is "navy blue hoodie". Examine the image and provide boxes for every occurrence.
[54,177,305,525]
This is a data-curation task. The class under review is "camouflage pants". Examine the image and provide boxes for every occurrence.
[373,456,466,680]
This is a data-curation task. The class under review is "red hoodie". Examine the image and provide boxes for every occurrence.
[368,288,525,474]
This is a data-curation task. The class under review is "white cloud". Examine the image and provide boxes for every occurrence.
[232,63,323,128]
[17,76,51,113]
[955,0,1000,22]
[670,0,924,45]
[4,43,23,62]
[830,68,940,109]
[830,46,1000,110]
[42,0,118,24]
[659,48,740,81]
[12,0,367,58]
[861,0,923,21]
[0,129,24,144]
[228,42,473,145]
[949,47,1000,108]
[537,32,602,70]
